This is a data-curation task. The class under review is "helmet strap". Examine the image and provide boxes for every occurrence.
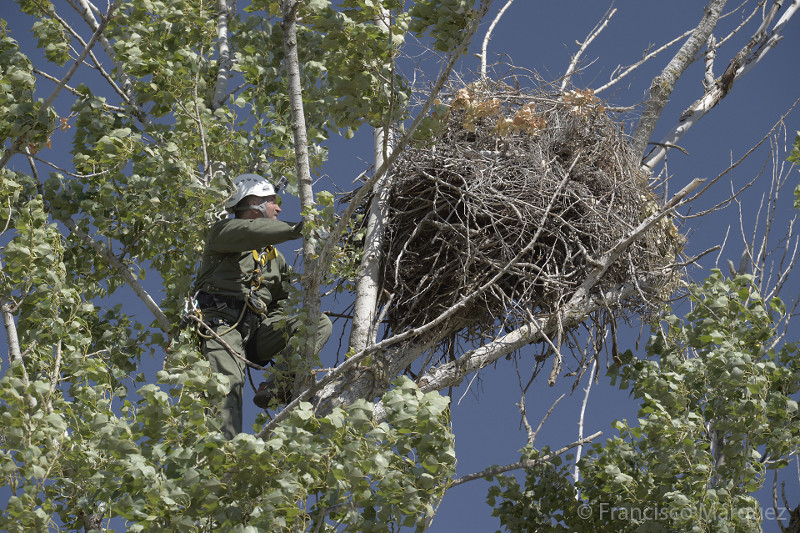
[253,201,269,218]
[235,199,269,218]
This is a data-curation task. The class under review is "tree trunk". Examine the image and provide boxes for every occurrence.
[212,0,232,109]
[348,129,393,353]
[349,6,395,354]
[282,0,323,394]
[0,298,21,365]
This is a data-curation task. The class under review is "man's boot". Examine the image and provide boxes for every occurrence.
[253,375,292,409]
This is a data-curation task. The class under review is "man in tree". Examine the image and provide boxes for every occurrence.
[193,173,332,439]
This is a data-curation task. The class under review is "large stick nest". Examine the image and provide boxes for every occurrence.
[362,80,684,337]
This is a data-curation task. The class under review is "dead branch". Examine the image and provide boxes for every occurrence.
[450,430,603,487]
[531,393,565,445]
[642,0,800,170]
[561,6,617,92]
[480,0,516,79]
[595,29,694,95]
[573,358,597,483]
[630,0,728,160]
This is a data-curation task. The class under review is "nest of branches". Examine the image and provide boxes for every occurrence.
[362,79,684,338]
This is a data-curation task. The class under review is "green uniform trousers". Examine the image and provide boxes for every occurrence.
[201,306,332,439]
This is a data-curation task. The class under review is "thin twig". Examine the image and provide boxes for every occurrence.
[480,0,515,78]
[0,0,118,170]
[450,431,603,487]
[561,6,617,92]
[531,393,565,445]
[573,358,597,483]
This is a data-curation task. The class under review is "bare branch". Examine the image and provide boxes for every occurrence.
[595,29,694,95]
[531,393,565,445]
[518,393,535,444]
[630,0,728,160]
[480,0,515,79]
[63,218,171,332]
[573,358,597,483]
[642,0,800,170]
[715,1,764,48]
[450,431,603,487]
[31,68,80,97]
[732,129,800,317]
[703,33,717,91]
[681,100,798,218]
[561,6,617,92]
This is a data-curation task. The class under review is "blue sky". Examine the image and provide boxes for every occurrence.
[3,1,800,531]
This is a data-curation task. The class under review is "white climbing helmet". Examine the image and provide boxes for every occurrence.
[224,174,276,212]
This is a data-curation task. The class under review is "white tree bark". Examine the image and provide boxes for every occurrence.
[642,0,800,170]
[561,7,616,92]
[212,0,232,109]
[282,0,323,393]
[480,0,515,78]
[349,6,395,354]
[629,0,728,160]
[1,297,22,366]
[574,358,597,484]
[348,129,394,353]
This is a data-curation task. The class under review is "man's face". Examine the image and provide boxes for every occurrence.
[257,195,281,220]
[242,195,281,220]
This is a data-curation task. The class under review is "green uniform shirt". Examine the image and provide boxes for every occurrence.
[194,218,302,307]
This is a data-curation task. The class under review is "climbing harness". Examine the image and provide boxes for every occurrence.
[189,245,277,340]
[246,246,276,315]
[192,294,248,340]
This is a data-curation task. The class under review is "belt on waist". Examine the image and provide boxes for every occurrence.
[196,291,245,312]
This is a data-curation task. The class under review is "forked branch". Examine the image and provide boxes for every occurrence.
[642,0,800,170]
[630,0,728,160]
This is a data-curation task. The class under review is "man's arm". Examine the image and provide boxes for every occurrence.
[206,218,302,253]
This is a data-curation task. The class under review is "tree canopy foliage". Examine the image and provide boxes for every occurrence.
[490,272,800,532]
